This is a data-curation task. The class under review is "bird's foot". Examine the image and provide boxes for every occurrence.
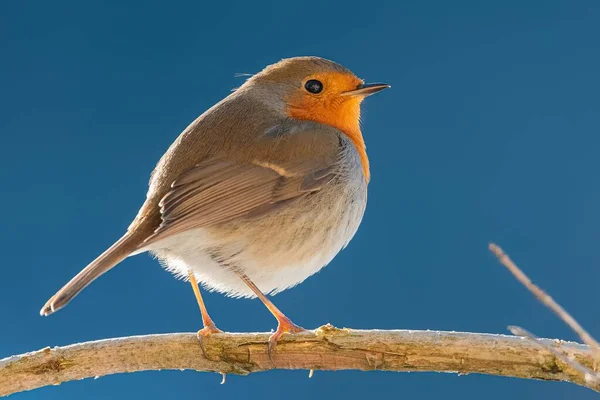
[197,324,223,358]
[268,316,305,361]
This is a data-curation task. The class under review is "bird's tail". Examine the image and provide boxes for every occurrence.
[40,232,143,316]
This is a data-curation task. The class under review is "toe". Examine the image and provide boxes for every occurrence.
[197,325,222,338]
[196,324,222,358]
[267,321,306,360]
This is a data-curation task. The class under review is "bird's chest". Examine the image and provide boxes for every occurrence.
[247,174,366,265]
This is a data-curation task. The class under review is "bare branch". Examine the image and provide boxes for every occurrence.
[489,243,600,356]
[0,326,597,397]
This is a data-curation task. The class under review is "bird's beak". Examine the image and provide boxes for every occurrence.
[342,82,390,97]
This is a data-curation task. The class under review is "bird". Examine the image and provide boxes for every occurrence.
[40,56,389,352]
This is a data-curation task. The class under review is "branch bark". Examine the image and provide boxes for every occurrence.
[1,325,597,397]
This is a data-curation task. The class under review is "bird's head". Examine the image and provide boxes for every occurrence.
[246,56,389,181]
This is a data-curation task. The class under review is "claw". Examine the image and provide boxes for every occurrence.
[267,317,305,362]
[197,324,223,358]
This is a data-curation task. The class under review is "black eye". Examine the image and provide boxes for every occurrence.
[304,79,323,94]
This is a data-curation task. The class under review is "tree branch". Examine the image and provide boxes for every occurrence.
[1,325,597,397]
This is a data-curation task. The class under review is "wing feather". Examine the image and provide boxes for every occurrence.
[141,123,343,247]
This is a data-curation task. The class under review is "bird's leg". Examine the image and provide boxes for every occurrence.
[188,271,222,356]
[237,272,305,357]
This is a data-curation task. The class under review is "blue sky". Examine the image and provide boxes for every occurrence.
[1,1,600,398]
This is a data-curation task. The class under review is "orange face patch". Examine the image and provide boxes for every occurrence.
[285,72,370,182]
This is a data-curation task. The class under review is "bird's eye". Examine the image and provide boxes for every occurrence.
[304,79,323,94]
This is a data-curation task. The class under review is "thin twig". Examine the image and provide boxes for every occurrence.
[0,328,597,397]
[509,325,599,385]
[488,243,600,357]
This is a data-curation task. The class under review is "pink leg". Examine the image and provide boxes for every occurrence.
[237,273,305,356]
[188,271,222,356]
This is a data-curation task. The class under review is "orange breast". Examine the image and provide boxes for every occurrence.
[286,96,370,182]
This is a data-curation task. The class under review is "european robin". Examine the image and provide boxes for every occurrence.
[41,56,389,352]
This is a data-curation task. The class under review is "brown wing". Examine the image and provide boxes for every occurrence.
[141,157,337,247]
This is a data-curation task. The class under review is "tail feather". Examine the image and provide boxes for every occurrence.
[40,232,143,316]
